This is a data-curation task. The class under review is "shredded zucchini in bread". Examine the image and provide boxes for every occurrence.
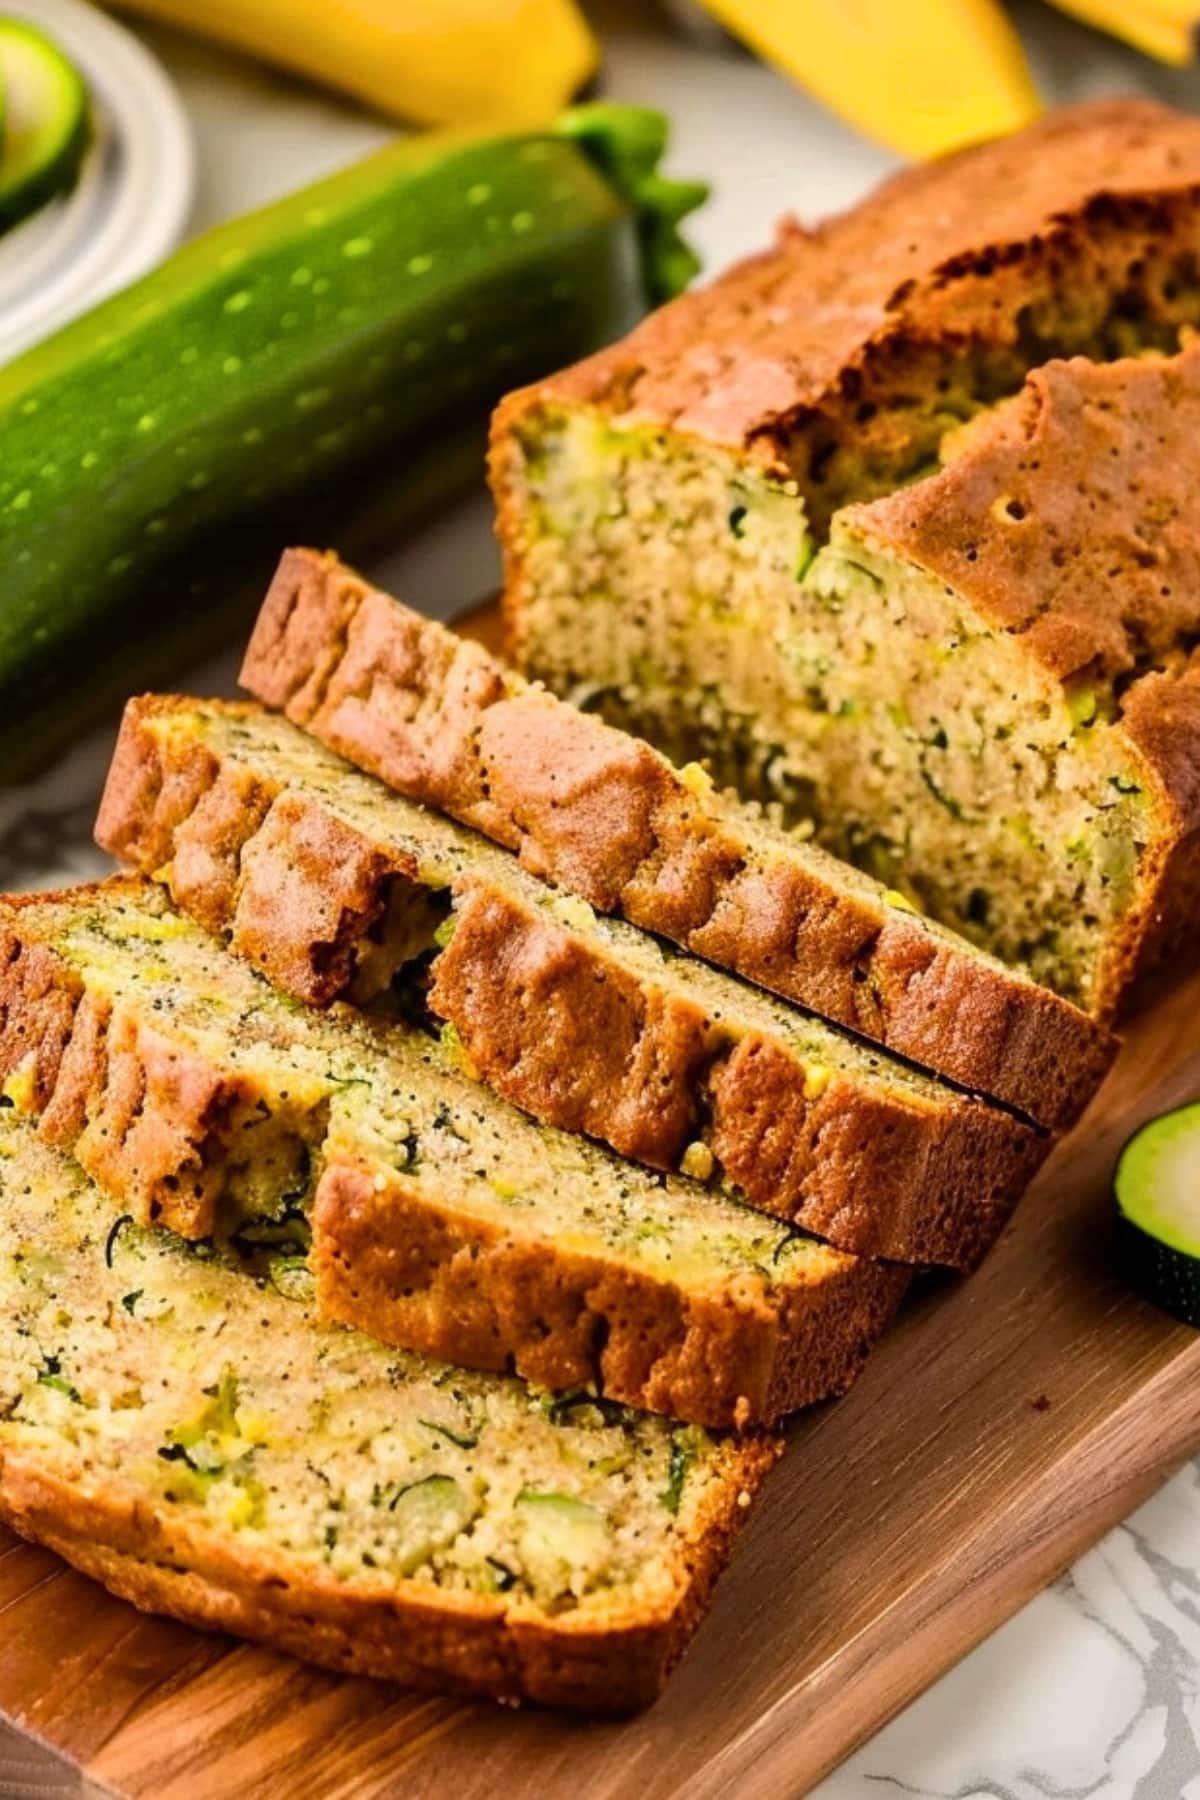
[97,701,1048,1269]
[0,1115,778,1710]
[491,100,1200,1018]
[236,547,1114,1132]
[0,879,907,1427]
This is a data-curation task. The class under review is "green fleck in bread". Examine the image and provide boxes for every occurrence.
[802,347,1200,1020]
[239,546,1114,1130]
[97,700,1048,1268]
[489,99,1200,1018]
[0,1113,779,1710]
[0,878,906,1429]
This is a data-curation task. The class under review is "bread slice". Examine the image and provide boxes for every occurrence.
[488,99,1200,1017]
[0,1112,779,1711]
[97,699,1047,1269]
[239,546,1114,1130]
[0,878,906,1429]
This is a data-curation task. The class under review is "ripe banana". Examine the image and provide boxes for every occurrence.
[1046,0,1198,63]
[689,0,1041,158]
[110,0,597,127]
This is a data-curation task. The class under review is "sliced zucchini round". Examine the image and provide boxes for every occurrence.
[0,19,89,234]
[1114,1102,1200,1328]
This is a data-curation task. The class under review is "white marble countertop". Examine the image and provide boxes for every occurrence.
[2,6,1198,1795]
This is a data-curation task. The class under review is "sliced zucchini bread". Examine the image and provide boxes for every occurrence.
[240,546,1113,1130]
[97,698,1048,1269]
[490,98,1200,1018]
[0,1113,779,1710]
[0,879,906,1428]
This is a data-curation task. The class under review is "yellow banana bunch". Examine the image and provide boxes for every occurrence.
[110,0,597,127]
[691,0,1200,157]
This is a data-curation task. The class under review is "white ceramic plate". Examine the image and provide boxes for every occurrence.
[0,0,193,363]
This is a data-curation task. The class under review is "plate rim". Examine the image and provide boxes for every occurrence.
[0,0,194,362]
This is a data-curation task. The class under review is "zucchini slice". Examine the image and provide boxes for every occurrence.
[0,19,89,233]
[1114,1102,1200,1328]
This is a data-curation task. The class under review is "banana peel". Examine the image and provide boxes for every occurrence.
[110,0,598,127]
[1047,0,1199,63]
[689,0,1041,158]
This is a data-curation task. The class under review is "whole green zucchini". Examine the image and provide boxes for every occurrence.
[0,104,705,776]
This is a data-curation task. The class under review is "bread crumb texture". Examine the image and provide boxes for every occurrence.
[0,879,906,1425]
[0,1113,779,1708]
[492,100,1200,1018]
[231,547,1112,1132]
[95,708,1046,1267]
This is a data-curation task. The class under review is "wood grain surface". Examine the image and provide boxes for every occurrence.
[1,604,1198,1799]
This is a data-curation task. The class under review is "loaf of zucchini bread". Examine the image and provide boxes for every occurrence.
[0,879,906,1428]
[240,546,1113,1129]
[0,1113,779,1710]
[490,98,1200,1018]
[97,697,1047,1268]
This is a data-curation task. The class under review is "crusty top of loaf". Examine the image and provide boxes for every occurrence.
[519,99,1200,452]
[844,338,1200,686]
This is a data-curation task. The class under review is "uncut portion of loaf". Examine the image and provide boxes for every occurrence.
[495,98,1200,548]
[97,698,1048,1269]
[823,345,1200,1019]
[0,1114,779,1711]
[239,546,1114,1129]
[490,99,1200,1016]
[0,879,906,1428]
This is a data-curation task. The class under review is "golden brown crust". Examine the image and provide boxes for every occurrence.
[0,1431,782,1712]
[0,895,316,1240]
[492,99,1200,466]
[490,105,1200,673]
[240,549,1113,1129]
[431,882,721,1165]
[1111,658,1200,1004]
[432,883,1042,1268]
[242,547,508,811]
[845,344,1200,1017]
[98,700,1048,1268]
[314,1156,906,1426]
[487,105,1200,1030]
[96,694,273,938]
[848,344,1200,687]
[97,698,402,1006]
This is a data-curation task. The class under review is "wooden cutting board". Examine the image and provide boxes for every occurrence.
[2,602,1199,1800]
